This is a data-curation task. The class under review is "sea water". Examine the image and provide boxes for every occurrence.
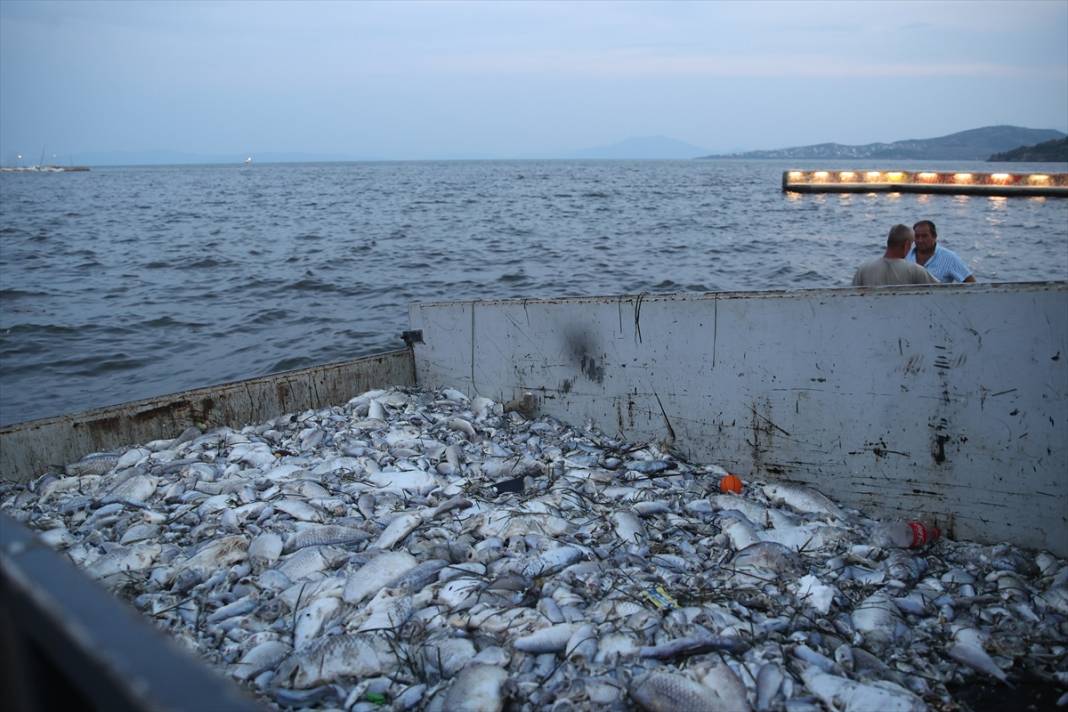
[2,159,1066,424]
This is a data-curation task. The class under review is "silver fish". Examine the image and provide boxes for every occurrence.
[640,634,749,659]
[232,640,289,681]
[372,512,423,549]
[276,634,395,689]
[762,483,844,519]
[629,672,723,712]
[442,664,508,712]
[342,551,418,603]
[800,667,925,712]
[283,525,370,553]
[514,623,581,653]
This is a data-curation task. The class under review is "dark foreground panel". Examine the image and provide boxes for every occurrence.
[0,514,263,712]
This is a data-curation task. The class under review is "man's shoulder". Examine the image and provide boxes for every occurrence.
[856,256,888,273]
[935,244,964,262]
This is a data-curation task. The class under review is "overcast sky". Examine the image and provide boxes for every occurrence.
[1,0,1065,161]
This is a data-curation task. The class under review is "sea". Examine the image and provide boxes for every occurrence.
[2,159,1066,426]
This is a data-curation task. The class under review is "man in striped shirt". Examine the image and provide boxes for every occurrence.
[907,220,976,283]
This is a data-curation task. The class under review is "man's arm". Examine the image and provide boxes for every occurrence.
[947,252,975,283]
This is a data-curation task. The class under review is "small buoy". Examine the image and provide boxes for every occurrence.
[720,473,743,494]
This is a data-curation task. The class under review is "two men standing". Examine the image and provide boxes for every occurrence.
[852,220,975,287]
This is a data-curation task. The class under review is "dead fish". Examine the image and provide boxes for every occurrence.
[248,532,284,567]
[719,511,762,550]
[629,671,723,712]
[98,474,158,506]
[639,634,749,659]
[443,664,508,712]
[420,637,477,680]
[800,666,925,712]
[276,546,347,582]
[272,498,324,523]
[65,452,121,477]
[447,417,478,440]
[388,558,448,591]
[232,640,289,681]
[85,542,161,580]
[294,597,340,649]
[519,545,586,578]
[119,523,160,545]
[276,634,395,688]
[762,483,844,519]
[342,551,418,603]
[756,662,785,711]
[356,588,415,632]
[565,623,598,661]
[700,661,752,712]
[611,510,646,545]
[207,595,258,624]
[948,627,1008,683]
[514,623,581,653]
[851,592,906,649]
[372,512,423,549]
[283,525,370,553]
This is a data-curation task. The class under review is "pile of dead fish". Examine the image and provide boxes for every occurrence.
[2,386,1067,712]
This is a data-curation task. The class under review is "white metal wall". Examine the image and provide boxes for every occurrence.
[411,283,1068,555]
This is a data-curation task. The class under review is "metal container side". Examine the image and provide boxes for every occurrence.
[1,349,414,484]
[1,514,265,712]
[409,282,1068,555]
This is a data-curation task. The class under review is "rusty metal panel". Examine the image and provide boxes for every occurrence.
[410,283,1068,555]
[0,350,414,483]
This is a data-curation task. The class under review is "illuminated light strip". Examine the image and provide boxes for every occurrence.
[781,170,1068,196]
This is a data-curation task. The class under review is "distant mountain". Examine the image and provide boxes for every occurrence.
[568,136,711,159]
[989,137,1068,162]
[701,126,1067,161]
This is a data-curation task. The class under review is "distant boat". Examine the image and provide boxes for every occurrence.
[244,156,253,165]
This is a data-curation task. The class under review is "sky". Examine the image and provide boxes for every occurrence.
[1,0,1066,162]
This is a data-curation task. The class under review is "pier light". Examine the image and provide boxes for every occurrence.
[782,169,1065,196]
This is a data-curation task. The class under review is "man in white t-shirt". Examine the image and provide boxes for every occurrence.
[907,220,976,283]
[852,224,939,287]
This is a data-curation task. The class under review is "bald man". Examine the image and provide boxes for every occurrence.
[852,224,939,287]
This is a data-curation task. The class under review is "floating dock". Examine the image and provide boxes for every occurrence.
[782,169,1068,197]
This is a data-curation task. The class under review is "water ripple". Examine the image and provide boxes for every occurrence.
[1,159,1066,424]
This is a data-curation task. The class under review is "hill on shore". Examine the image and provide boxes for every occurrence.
[989,137,1068,162]
[701,126,1066,161]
